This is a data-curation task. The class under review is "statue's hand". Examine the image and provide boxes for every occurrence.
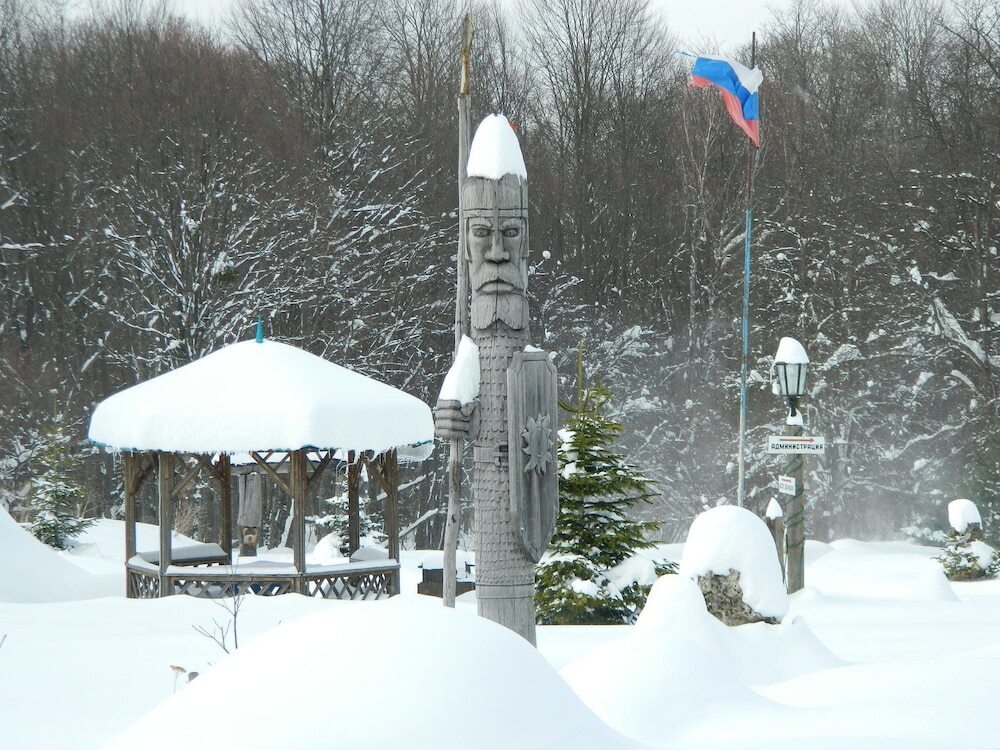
[434,399,480,441]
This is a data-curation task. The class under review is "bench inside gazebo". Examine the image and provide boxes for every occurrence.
[88,335,434,601]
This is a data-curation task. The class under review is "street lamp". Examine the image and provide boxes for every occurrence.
[771,336,810,594]
[772,337,809,424]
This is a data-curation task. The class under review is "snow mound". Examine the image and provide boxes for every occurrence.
[634,574,710,636]
[634,576,840,685]
[911,565,960,601]
[466,113,527,180]
[438,334,480,404]
[948,498,981,532]
[679,505,789,619]
[807,544,959,601]
[561,574,834,743]
[0,506,117,602]
[105,596,636,750]
[309,533,347,563]
[89,339,434,460]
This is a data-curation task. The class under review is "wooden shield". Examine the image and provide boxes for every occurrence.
[507,351,559,563]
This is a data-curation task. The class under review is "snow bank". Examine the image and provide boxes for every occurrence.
[89,339,434,460]
[948,498,982,532]
[679,505,789,619]
[562,577,772,743]
[635,576,840,684]
[806,541,959,601]
[0,506,117,602]
[105,596,636,750]
[466,113,527,180]
[562,575,840,744]
[438,334,480,404]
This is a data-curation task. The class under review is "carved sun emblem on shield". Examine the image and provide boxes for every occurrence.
[521,414,555,475]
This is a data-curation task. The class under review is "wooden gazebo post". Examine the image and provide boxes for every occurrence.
[347,450,361,555]
[216,453,233,563]
[123,453,138,564]
[157,451,174,596]
[365,448,401,595]
[290,449,308,592]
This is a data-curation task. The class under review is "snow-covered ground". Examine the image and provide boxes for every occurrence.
[2,516,1000,749]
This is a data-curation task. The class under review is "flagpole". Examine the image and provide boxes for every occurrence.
[736,31,757,509]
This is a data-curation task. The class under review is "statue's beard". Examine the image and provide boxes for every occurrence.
[472,291,529,332]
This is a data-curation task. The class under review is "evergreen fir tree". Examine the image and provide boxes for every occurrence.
[536,380,670,625]
[28,416,93,550]
[936,526,997,581]
[315,490,385,555]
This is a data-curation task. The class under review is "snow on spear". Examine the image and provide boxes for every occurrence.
[435,109,559,644]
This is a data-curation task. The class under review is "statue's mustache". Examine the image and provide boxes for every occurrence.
[473,262,525,292]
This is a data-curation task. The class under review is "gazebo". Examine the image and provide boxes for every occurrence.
[89,336,434,600]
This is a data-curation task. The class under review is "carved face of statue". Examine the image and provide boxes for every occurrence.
[467,214,529,331]
[468,216,527,294]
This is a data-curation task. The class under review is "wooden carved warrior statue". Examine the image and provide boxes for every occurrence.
[435,115,558,644]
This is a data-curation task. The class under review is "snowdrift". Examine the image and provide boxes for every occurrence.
[561,576,840,744]
[0,506,118,602]
[104,595,639,750]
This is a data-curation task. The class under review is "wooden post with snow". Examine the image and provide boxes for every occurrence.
[783,424,806,592]
[771,337,811,594]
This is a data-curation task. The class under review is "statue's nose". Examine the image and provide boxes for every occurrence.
[486,231,507,262]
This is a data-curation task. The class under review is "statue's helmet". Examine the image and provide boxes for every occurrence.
[462,114,529,260]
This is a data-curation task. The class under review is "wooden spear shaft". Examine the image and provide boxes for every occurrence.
[443,14,474,608]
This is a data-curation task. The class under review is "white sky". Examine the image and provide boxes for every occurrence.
[133,0,853,52]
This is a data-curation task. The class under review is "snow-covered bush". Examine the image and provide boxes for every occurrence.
[679,505,788,625]
[314,491,384,556]
[535,384,672,625]
[26,416,93,550]
[937,499,997,581]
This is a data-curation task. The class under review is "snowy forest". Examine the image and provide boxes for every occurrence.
[0,0,997,546]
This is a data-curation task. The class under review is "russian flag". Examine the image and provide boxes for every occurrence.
[689,55,762,146]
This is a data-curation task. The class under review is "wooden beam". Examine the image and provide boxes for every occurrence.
[215,454,233,563]
[171,455,204,499]
[130,452,155,495]
[363,452,394,497]
[347,451,360,555]
[157,452,175,596]
[250,451,293,496]
[304,450,333,499]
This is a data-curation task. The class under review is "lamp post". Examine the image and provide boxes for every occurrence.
[772,337,809,593]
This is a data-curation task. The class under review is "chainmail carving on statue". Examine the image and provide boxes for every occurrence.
[434,115,558,645]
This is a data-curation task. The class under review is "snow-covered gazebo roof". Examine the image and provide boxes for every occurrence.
[88,339,434,461]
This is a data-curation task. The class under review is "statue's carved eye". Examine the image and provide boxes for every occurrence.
[502,227,520,238]
[472,226,491,238]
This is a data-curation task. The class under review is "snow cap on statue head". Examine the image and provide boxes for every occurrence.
[462,113,529,250]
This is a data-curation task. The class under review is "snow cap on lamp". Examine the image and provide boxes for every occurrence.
[772,337,809,398]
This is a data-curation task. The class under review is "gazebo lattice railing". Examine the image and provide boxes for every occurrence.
[122,447,402,600]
